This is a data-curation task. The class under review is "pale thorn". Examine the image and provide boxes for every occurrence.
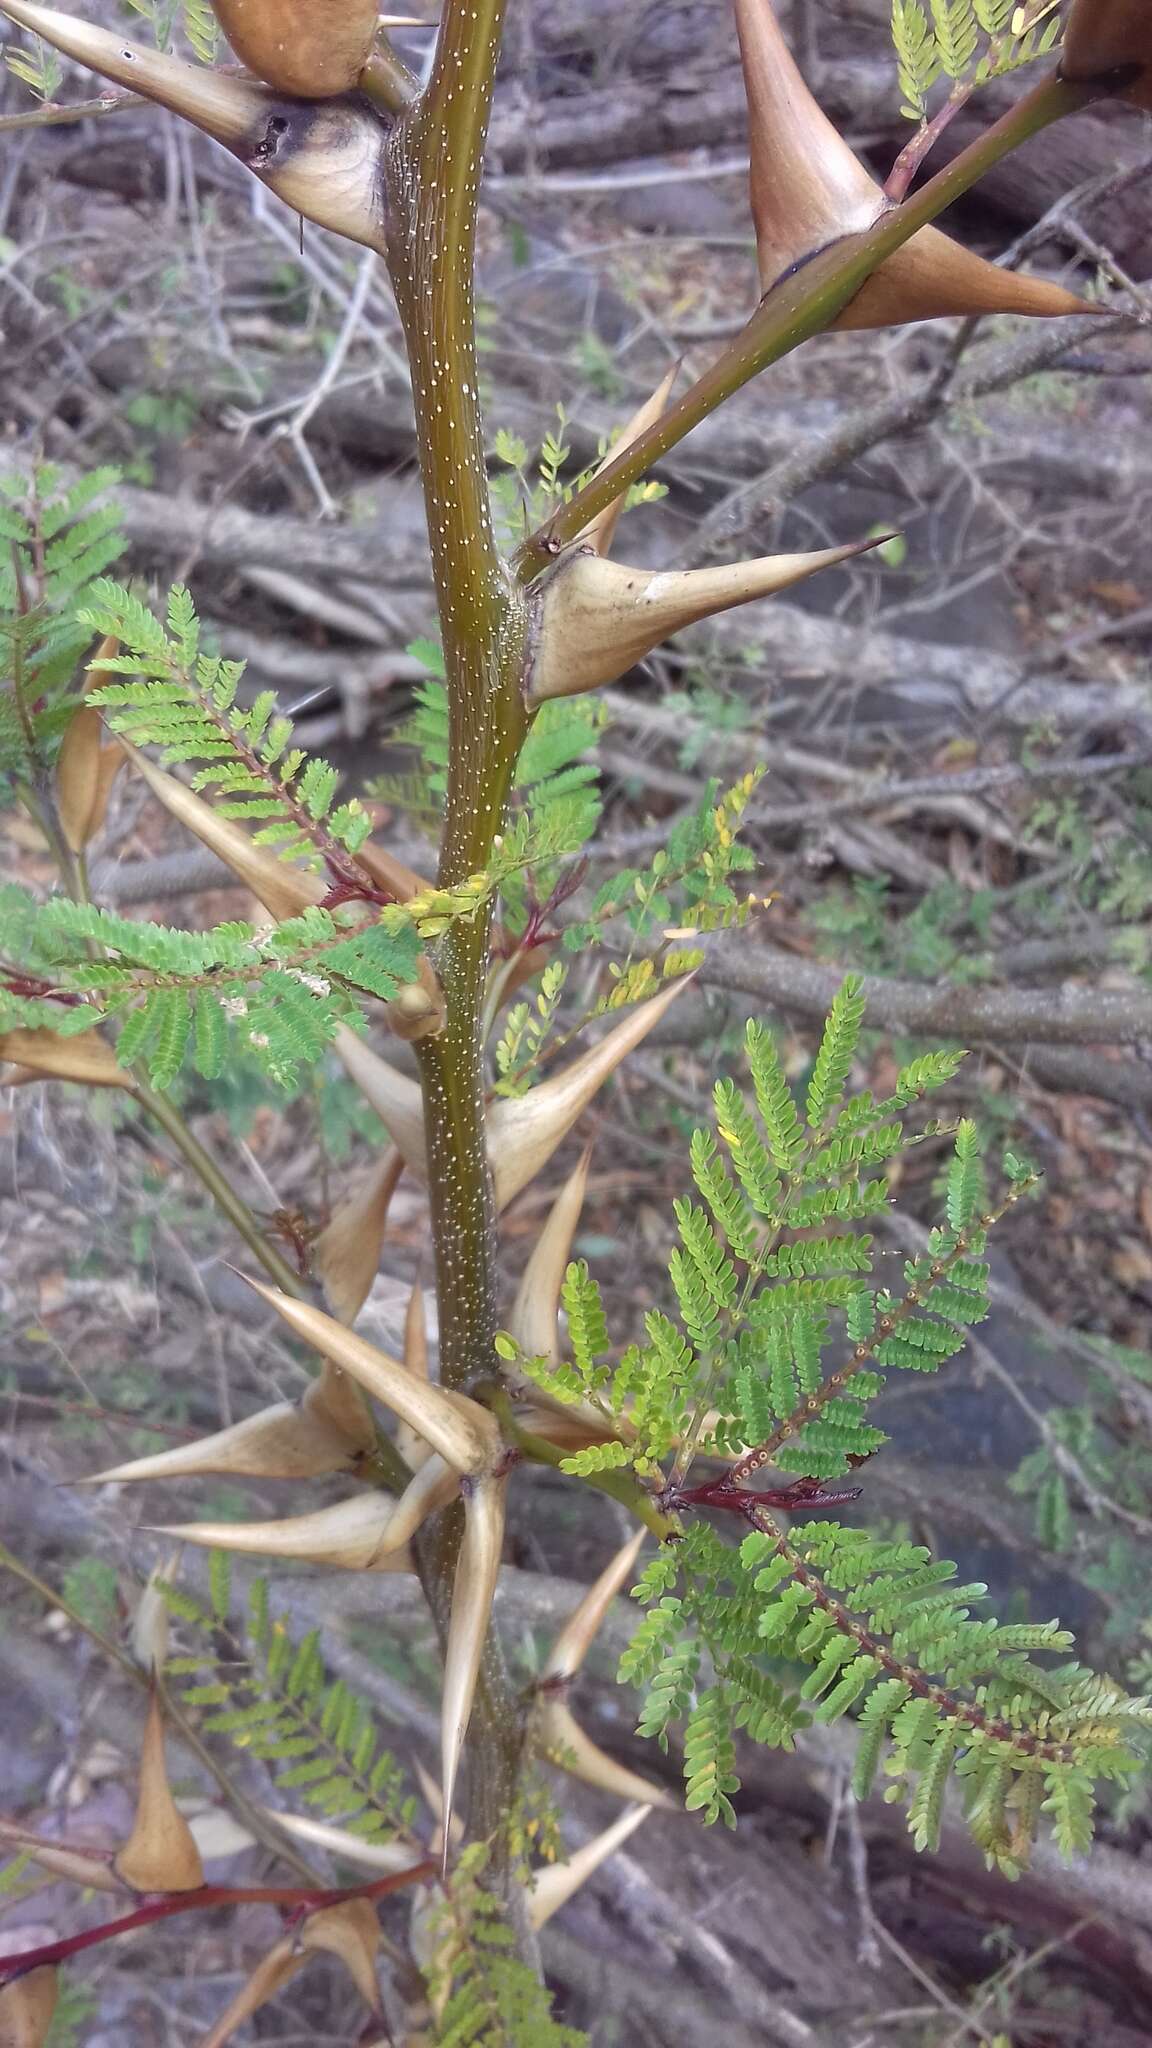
[81,1403,359,1487]
[314,1148,404,1324]
[0,1966,58,2048]
[488,977,693,1209]
[0,1027,134,1090]
[0,1820,124,1896]
[56,634,122,852]
[340,981,692,1211]
[405,1282,430,1381]
[735,0,1093,328]
[542,1528,646,1684]
[576,363,679,558]
[441,1474,507,1859]
[265,1807,428,1872]
[121,739,418,926]
[299,1898,382,2014]
[397,1282,432,1469]
[309,1355,379,1452]
[81,1360,375,1486]
[413,1761,464,1859]
[241,1279,500,1476]
[508,1148,592,1369]
[121,744,324,921]
[0,5,391,254]
[527,540,886,704]
[150,1490,423,1571]
[333,1026,428,1179]
[516,1402,635,1453]
[114,1687,205,1893]
[841,227,1095,330]
[526,1804,652,1931]
[385,1451,460,1547]
[1062,0,1152,107]
[212,0,378,98]
[185,1806,257,1863]
[199,1939,303,2048]
[537,1697,677,1810]
[131,1551,180,1672]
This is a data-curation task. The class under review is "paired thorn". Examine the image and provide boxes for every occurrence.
[534,1531,676,1812]
[1061,0,1152,107]
[736,0,1097,328]
[0,4,392,253]
[82,1358,375,1488]
[337,976,693,1209]
[114,1686,205,1894]
[528,537,891,704]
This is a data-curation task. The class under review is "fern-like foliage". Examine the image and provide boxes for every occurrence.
[492,771,765,1092]
[424,1843,587,2048]
[120,0,219,62]
[504,981,1151,1866]
[79,581,377,872]
[0,886,422,1087]
[161,1561,422,1850]
[562,770,763,962]
[3,28,63,98]
[0,467,125,793]
[510,978,974,1475]
[890,0,1063,120]
[370,648,606,918]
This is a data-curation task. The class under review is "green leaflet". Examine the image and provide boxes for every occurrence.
[888,0,1062,122]
[805,973,866,1133]
[0,889,422,1089]
[427,1845,587,2048]
[158,1566,419,1847]
[683,1688,740,1827]
[0,467,125,791]
[80,580,372,866]
[548,984,1013,1484]
[561,774,760,960]
[527,982,1152,1870]
[371,661,605,918]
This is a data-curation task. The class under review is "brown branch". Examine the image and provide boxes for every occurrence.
[686,311,1140,563]
[0,92,136,132]
[699,938,1152,1049]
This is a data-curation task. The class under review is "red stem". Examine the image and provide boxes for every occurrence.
[0,1863,436,1984]
[884,84,973,204]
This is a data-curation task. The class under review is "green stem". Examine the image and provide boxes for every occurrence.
[132,1079,304,1297]
[382,0,529,1860]
[513,71,1098,576]
[486,1389,677,1541]
[360,41,420,114]
[385,0,529,1392]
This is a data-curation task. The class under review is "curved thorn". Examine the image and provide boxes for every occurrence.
[542,1528,646,1683]
[508,1147,592,1367]
[527,1803,652,1929]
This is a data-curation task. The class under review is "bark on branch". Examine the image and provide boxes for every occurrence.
[701,935,1152,1049]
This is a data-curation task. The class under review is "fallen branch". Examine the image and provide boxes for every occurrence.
[700,936,1152,1048]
